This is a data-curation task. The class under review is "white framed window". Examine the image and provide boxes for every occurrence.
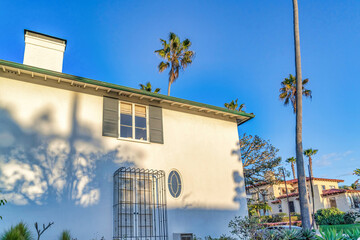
[330,185,335,189]
[119,102,149,142]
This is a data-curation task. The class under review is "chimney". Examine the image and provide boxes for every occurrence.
[23,30,67,72]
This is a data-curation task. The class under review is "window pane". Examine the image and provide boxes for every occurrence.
[121,103,132,114]
[135,128,147,141]
[120,126,133,138]
[121,114,132,126]
[135,105,146,117]
[135,116,146,129]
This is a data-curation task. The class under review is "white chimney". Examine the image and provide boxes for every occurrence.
[23,30,67,72]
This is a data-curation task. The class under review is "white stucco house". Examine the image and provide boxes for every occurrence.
[0,30,254,240]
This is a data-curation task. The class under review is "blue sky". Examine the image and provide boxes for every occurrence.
[0,0,359,185]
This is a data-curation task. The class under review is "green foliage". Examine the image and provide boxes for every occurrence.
[280,229,303,240]
[354,169,360,177]
[59,230,71,240]
[257,229,316,240]
[139,82,160,93]
[315,208,347,225]
[224,99,245,112]
[343,228,360,240]
[317,228,345,240]
[154,32,195,96]
[228,216,263,240]
[240,134,282,189]
[204,235,234,240]
[279,74,312,113]
[1,222,33,240]
[344,212,359,224]
[0,191,6,220]
[248,202,272,217]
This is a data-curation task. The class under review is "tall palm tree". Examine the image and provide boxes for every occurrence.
[279,74,312,113]
[286,157,297,179]
[292,0,311,229]
[303,148,318,178]
[139,82,160,93]
[155,32,195,96]
[354,168,360,177]
[224,99,245,112]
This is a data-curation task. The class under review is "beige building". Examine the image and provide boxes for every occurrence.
[247,177,360,215]
[0,30,253,239]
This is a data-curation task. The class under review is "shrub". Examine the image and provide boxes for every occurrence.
[344,212,360,224]
[228,216,263,240]
[1,222,33,240]
[314,208,345,225]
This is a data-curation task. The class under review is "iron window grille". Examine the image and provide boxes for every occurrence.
[114,167,168,240]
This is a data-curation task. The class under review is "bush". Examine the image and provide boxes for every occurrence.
[344,212,360,224]
[314,208,346,225]
[228,216,263,240]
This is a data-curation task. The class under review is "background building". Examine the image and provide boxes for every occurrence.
[247,177,360,216]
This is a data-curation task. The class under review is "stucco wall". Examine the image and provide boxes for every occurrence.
[0,74,247,239]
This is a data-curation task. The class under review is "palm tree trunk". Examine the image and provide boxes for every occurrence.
[292,0,311,229]
[309,156,313,177]
[167,81,171,96]
[292,162,296,179]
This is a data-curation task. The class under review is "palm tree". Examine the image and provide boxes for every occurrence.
[248,202,272,217]
[279,74,312,113]
[286,157,297,179]
[292,0,311,229]
[139,82,160,93]
[303,148,318,178]
[354,169,360,177]
[224,99,245,112]
[59,230,71,240]
[155,32,195,96]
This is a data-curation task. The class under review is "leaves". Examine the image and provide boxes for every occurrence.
[139,82,160,93]
[240,134,282,190]
[279,74,312,113]
[224,99,246,112]
[155,32,195,95]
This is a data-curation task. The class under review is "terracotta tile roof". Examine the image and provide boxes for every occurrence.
[246,177,344,189]
[271,199,281,204]
[277,192,299,199]
[286,177,344,184]
[321,189,360,197]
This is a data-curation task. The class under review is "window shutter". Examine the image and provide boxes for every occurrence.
[103,97,119,138]
[149,105,164,144]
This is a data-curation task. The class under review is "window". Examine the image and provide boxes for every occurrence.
[119,102,148,141]
[330,185,335,189]
[113,168,168,240]
[278,204,283,213]
[322,185,326,190]
[168,170,182,198]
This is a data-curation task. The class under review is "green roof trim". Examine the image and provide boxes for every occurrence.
[0,59,255,122]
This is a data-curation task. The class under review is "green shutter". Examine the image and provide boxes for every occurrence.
[103,97,119,138]
[149,105,164,144]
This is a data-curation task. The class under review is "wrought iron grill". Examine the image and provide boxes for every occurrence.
[114,167,168,240]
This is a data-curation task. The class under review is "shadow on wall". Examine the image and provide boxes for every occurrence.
[231,141,246,210]
[0,93,141,207]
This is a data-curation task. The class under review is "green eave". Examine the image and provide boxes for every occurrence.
[0,59,255,125]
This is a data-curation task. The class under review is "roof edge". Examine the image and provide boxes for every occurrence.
[0,59,255,124]
[24,29,67,45]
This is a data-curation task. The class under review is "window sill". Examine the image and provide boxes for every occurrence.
[117,137,150,144]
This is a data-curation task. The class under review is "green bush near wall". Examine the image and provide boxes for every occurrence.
[319,223,360,232]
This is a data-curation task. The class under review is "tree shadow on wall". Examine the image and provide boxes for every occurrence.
[231,141,246,210]
[0,93,142,207]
